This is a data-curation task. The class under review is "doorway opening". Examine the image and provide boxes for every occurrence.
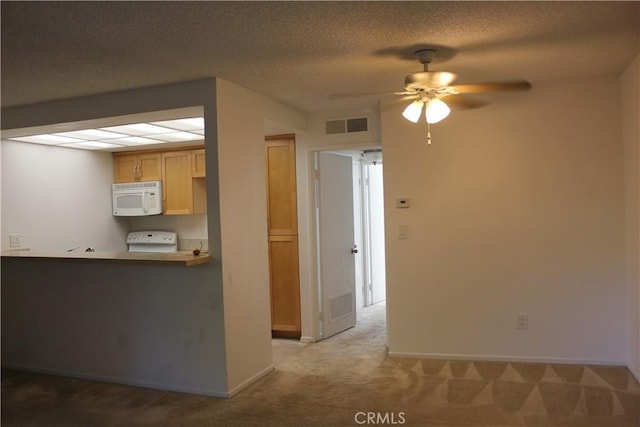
[359,149,386,309]
[314,148,386,340]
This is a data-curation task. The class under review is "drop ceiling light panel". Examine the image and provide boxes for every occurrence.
[99,136,165,146]
[145,131,202,142]
[64,141,124,150]
[6,117,205,151]
[11,134,84,145]
[151,117,204,131]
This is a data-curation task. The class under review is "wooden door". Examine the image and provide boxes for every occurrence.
[162,151,193,215]
[265,135,301,338]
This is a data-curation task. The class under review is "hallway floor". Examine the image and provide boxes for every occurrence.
[2,302,639,426]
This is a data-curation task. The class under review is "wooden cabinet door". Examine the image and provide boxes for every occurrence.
[265,139,297,235]
[265,135,300,337]
[268,235,301,335]
[138,153,162,181]
[191,149,206,178]
[113,152,161,183]
[113,154,138,183]
[162,151,193,215]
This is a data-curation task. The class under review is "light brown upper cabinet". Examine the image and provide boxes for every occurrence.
[162,148,207,215]
[265,138,298,236]
[113,152,161,183]
[113,147,206,216]
[191,149,206,178]
[162,150,194,215]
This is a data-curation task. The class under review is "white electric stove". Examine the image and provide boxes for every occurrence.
[126,231,178,253]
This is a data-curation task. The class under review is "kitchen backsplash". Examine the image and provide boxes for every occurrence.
[178,239,209,252]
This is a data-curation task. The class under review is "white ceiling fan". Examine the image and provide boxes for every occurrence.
[395,48,532,125]
[331,48,532,142]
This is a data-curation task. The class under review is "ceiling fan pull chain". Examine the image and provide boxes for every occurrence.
[426,122,432,145]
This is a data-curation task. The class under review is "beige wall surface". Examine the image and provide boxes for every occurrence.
[382,75,628,365]
[1,140,128,252]
[215,78,307,394]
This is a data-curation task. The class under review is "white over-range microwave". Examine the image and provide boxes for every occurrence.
[112,181,163,216]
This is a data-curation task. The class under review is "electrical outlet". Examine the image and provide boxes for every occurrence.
[517,313,529,330]
[9,234,22,248]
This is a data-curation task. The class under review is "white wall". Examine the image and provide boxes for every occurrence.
[621,53,640,378]
[383,76,628,365]
[1,141,128,252]
[215,78,307,394]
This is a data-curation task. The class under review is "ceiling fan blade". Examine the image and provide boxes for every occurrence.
[452,80,532,94]
[442,94,489,110]
[329,90,413,100]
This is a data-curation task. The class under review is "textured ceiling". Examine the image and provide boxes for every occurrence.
[1,1,639,114]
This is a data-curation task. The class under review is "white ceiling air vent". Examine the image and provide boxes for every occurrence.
[325,117,369,135]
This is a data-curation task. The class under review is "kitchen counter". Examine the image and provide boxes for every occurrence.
[1,250,211,267]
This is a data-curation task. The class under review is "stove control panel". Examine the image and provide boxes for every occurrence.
[127,231,177,252]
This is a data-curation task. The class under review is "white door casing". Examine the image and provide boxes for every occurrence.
[367,163,387,305]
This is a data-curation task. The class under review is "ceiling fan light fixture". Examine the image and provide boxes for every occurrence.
[425,98,450,124]
[402,100,424,123]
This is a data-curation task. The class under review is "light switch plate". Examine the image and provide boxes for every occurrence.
[9,234,22,248]
[397,224,408,239]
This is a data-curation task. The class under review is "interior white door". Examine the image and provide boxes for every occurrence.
[317,151,357,339]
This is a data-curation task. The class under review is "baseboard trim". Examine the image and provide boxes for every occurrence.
[387,351,626,367]
[628,363,640,383]
[226,365,274,398]
[1,362,229,397]
[300,336,315,343]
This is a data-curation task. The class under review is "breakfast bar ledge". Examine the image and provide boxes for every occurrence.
[1,250,211,267]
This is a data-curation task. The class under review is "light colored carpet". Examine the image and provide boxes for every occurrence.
[2,302,639,426]
[272,338,308,367]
